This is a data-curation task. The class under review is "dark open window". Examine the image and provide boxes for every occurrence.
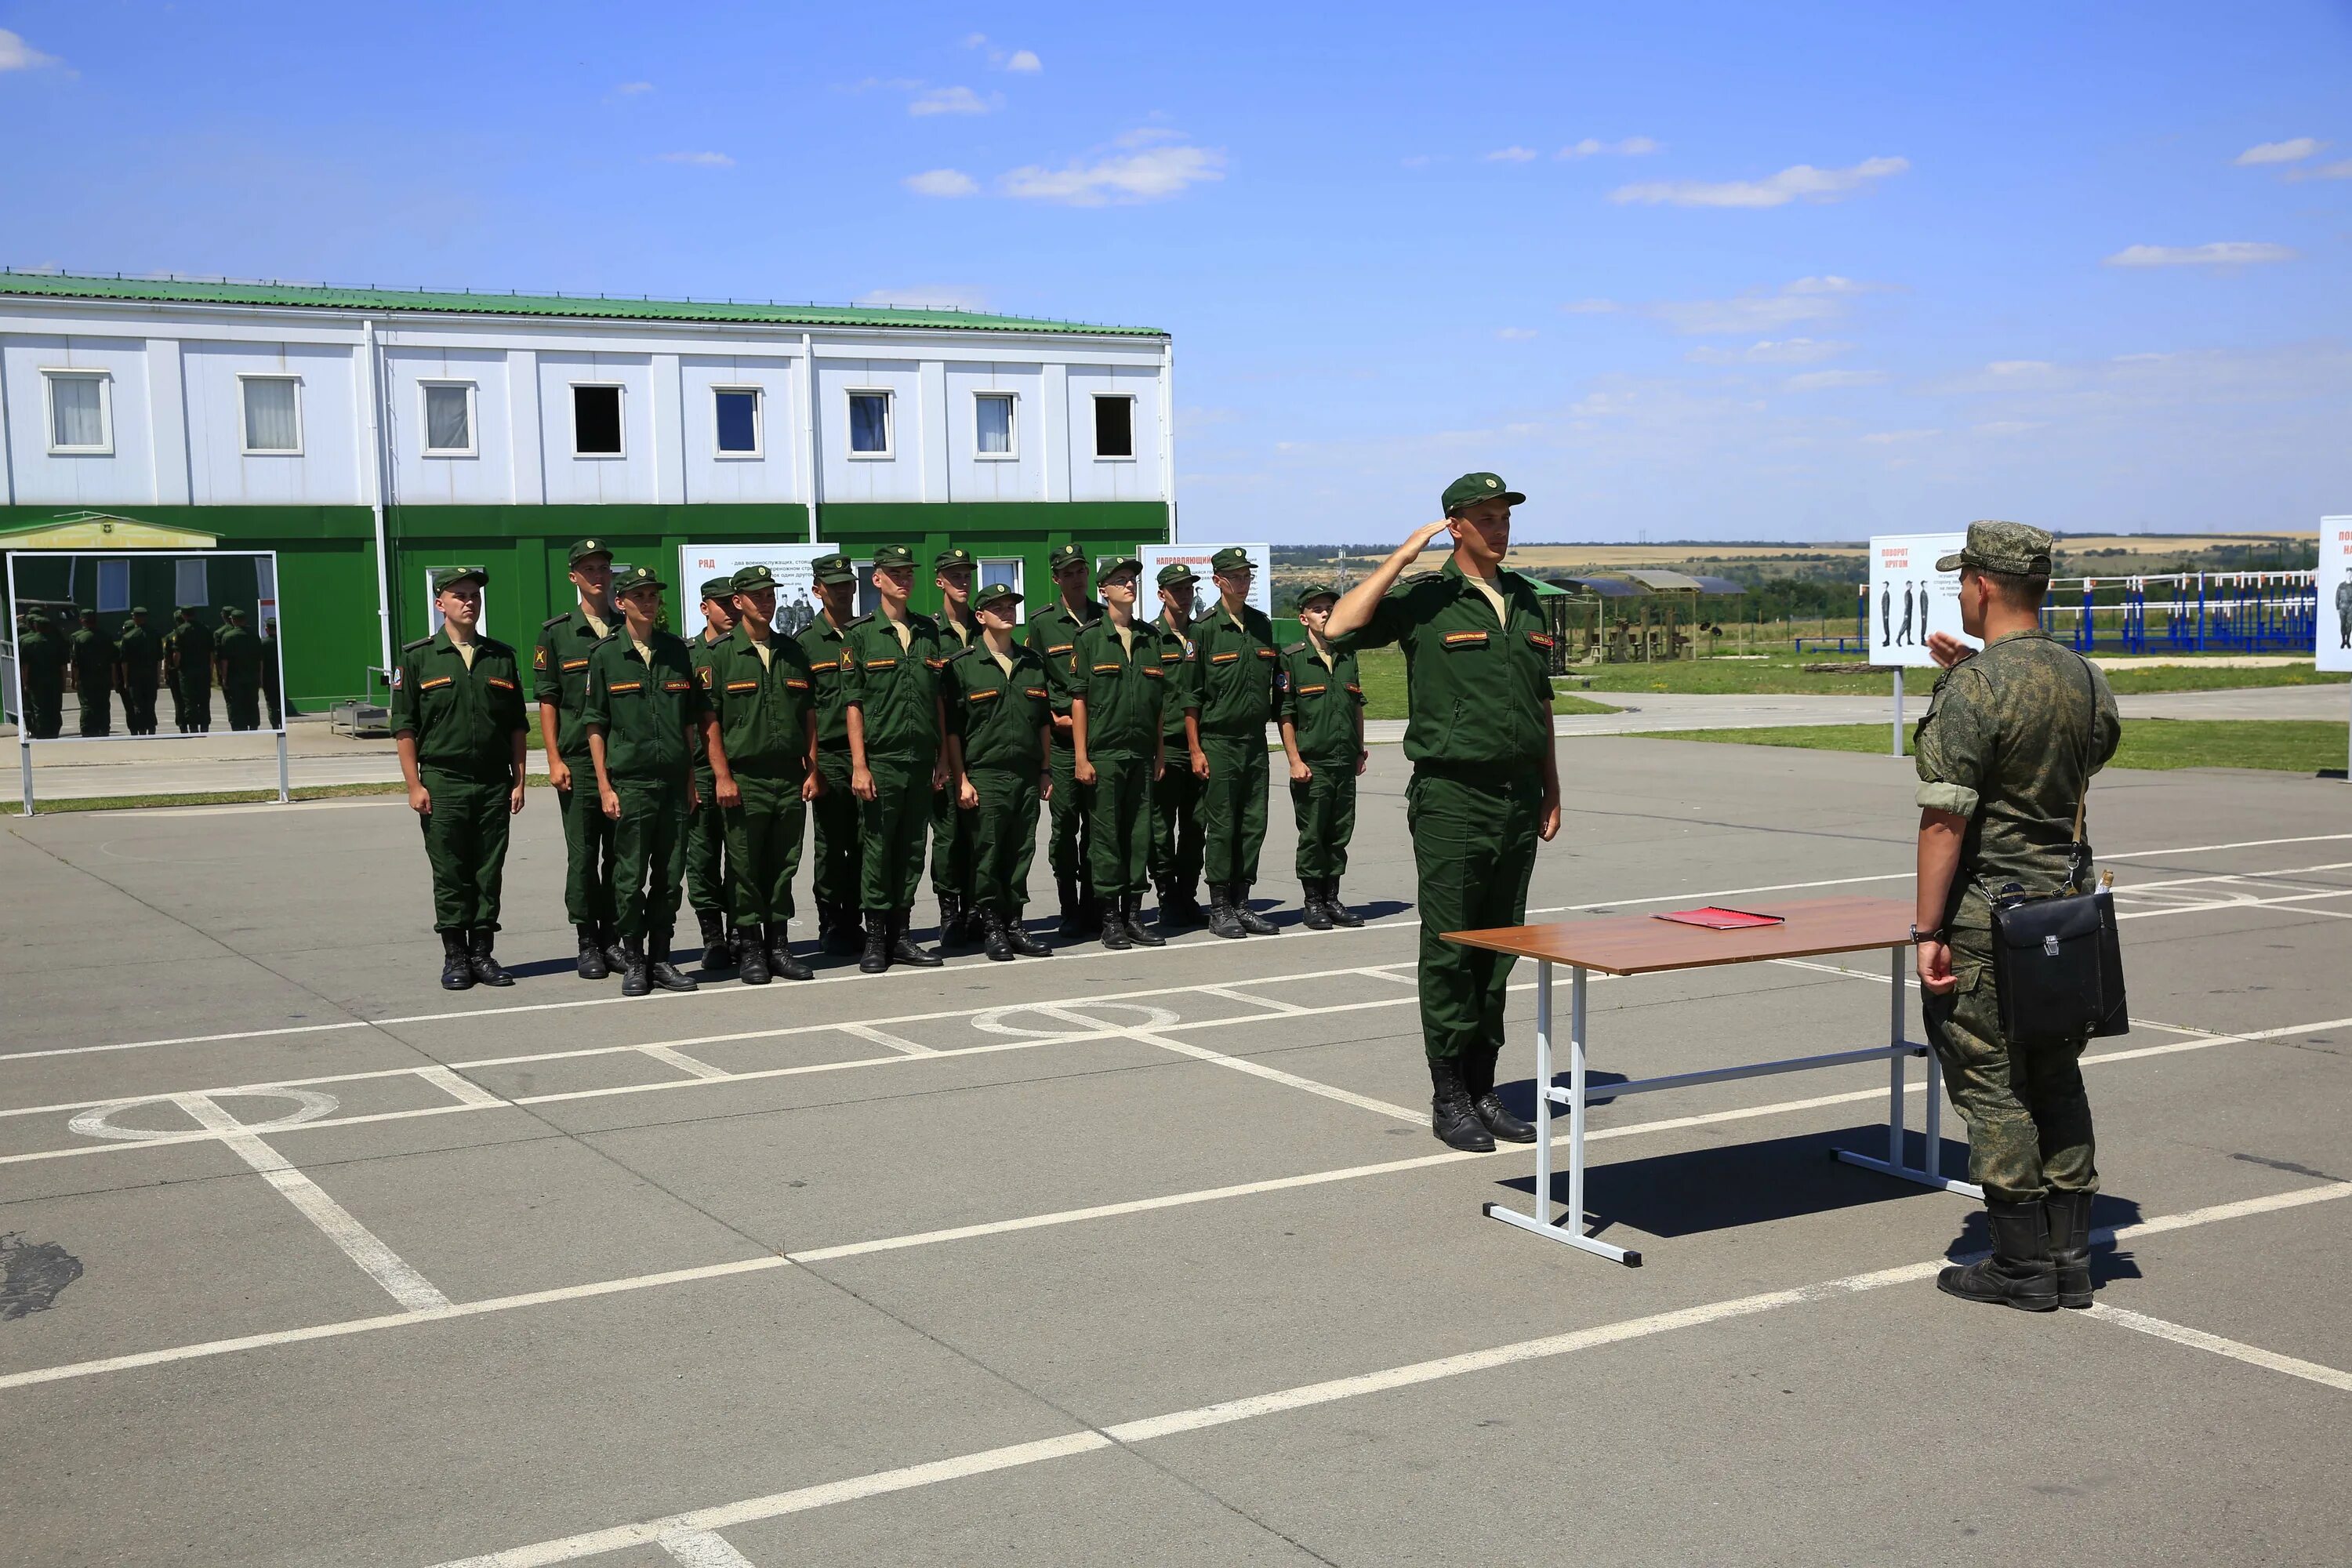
[573,385,623,456]
[1094,394,1134,459]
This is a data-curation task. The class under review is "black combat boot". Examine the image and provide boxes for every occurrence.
[734,927,771,985]
[1157,882,1203,929]
[1232,882,1277,935]
[1465,1048,1536,1143]
[696,909,731,971]
[859,910,892,974]
[1301,877,1334,931]
[1937,1199,2060,1312]
[1324,877,1364,927]
[1429,1058,1494,1152]
[2044,1189,2096,1308]
[766,924,813,982]
[1098,891,1132,950]
[440,931,475,991]
[468,928,514,987]
[575,924,609,980]
[601,923,629,975]
[619,935,652,997]
[1005,909,1053,956]
[1123,894,1167,946]
[891,909,944,967]
[822,902,865,957]
[1206,883,1245,939]
[646,928,699,993]
[982,907,1016,961]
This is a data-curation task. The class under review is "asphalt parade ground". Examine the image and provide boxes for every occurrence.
[3,741,2347,1566]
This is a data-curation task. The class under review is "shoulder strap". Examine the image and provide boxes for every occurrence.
[2070,652,2097,848]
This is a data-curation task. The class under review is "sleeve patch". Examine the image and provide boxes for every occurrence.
[1529,633,1555,648]
[532,647,547,669]
[389,667,404,690]
[1046,643,1075,655]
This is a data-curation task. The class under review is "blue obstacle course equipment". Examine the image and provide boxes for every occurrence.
[2040,573,2318,655]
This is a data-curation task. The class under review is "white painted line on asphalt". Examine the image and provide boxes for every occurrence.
[417,1064,509,1109]
[1197,984,1312,1014]
[638,1046,731,1081]
[655,1527,760,1568]
[835,1023,940,1058]
[424,1181,2352,1567]
[2080,1304,2352,1394]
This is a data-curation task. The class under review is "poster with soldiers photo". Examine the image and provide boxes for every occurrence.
[1138,543,1274,618]
[1866,531,1980,668]
[7,548,289,742]
[2318,515,2351,675]
[677,543,839,640]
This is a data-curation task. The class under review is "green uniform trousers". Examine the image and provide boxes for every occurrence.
[686,764,726,914]
[1047,740,1093,886]
[554,779,619,927]
[930,782,978,902]
[612,775,689,940]
[858,755,933,912]
[166,674,188,731]
[1290,760,1357,880]
[1407,766,1542,1061]
[1923,926,2098,1204]
[809,750,862,911]
[225,686,261,731]
[969,767,1042,916]
[24,684,63,740]
[1149,756,1203,894]
[123,682,158,735]
[76,689,111,737]
[722,773,807,927]
[1200,735,1269,887]
[417,769,512,931]
[183,677,212,731]
[1086,753,1154,899]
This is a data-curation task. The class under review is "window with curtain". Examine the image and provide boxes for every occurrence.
[46,373,107,451]
[1094,394,1134,459]
[423,383,473,453]
[848,392,891,455]
[241,377,300,452]
[714,388,760,454]
[96,560,130,613]
[975,393,1014,456]
[176,558,209,607]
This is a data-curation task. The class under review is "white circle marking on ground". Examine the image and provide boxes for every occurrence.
[970,1001,1181,1039]
[69,1089,342,1142]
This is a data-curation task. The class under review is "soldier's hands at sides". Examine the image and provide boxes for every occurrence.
[1356,749,1370,777]
[1040,770,1053,803]
[547,757,572,792]
[685,775,701,811]
[1075,757,1098,786]
[408,782,432,815]
[801,771,822,802]
[931,756,951,793]
[1289,757,1312,783]
[714,775,740,810]
[851,764,877,801]
[958,777,978,809]
[1051,713,1073,735]
[1538,790,1563,843]
[599,784,621,819]
[507,782,526,816]
[1191,748,1210,780]
[1915,938,1956,993]
[1925,632,1974,669]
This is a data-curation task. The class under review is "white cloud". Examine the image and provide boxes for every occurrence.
[1784,368,1887,392]
[911,85,996,116]
[612,81,654,96]
[2103,241,2296,267]
[1686,337,1850,365]
[1653,289,1838,336]
[1000,139,1224,205]
[1861,428,1939,445]
[2235,137,2322,165]
[1484,146,1539,162]
[654,151,734,168]
[1400,154,1441,169]
[904,167,980,198]
[1559,298,1620,314]
[2285,158,2352,182]
[1559,136,1660,158]
[964,33,1041,71]
[0,28,60,71]
[1496,327,1540,341]
[857,285,989,313]
[1004,49,1042,73]
[1611,155,1908,209]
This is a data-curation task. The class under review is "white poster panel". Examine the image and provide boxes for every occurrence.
[679,543,837,640]
[1138,543,1273,619]
[1867,532,1978,669]
[2318,516,2352,674]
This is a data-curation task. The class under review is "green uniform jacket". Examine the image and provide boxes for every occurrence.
[534,608,618,764]
[944,642,1054,773]
[69,628,116,691]
[216,626,266,691]
[841,611,947,761]
[1279,637,1364,762]
[1189,602,1280,739]
[797,612,858,751]
[1152,613,1199,742]
[19,628,67,691]
[1073,619,1181,757]
[170,619,216,680]
[702,623,818,777]
[581,630,711,780]
[1025,597,1102,727]
[688,630,729,767]
[390,630,528,782]
[1351,559,1554,769]
[118,624,161,687]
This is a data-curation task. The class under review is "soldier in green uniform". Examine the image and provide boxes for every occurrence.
[1279,584,1368,931]
[1026,543,1102,938]
[261,621,283,728]
[942,582,1057,961]
[583,564,732,996]
[1912,521,2122,1312]
[171,606,216,732]
[1189,547,1281,938]
[67,609,117,737]
[16,612,67,739]
[391,568,531,990]
[1149,563,1208,927]
[1327,474,1562,1152]
[1072,556,1184,949]
[706,562,821,984]
[798,552,866,956]
[215,608,266,731]
[535,539,622,978]
[118,608,162,735]
[685,575,739,971]
[927,547,984,944]
[844,543,949,973]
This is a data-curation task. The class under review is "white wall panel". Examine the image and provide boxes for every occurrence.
[1,333,156,506]
[537,351,656,505]
[679,354,801,503]
[1064,363,1163,503]
[182,340,363,505]
[942,361,1046,503]
[383,345,513,504]
[815,357,924,503]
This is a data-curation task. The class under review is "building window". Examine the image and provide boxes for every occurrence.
[975,393,1015,458]
[573,384,624,457]
[1094,394,1135,459]
[713,387,761,456]
[97,560,130,614]
[176,558,209,608]
[240,376,302,454]
[978,557,1024,618]
[422,382,475,456]
[43,370,111,454]
[848,390,892,457]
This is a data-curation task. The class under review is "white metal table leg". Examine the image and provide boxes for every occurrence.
[1832,946,1983,1197]
[1486,962,1639,1264]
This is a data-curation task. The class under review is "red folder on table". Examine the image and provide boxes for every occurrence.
[1653,906,1787,931]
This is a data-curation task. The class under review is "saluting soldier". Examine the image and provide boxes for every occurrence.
[392,568,529,990]
[843,543,949,972]
[117,608,162,735]
[535,539,622,978]
[583,564,733,996]
[1026,543,1102,938]
[1070,556,1184,949]
[67,608,117,737]
[942,582,1057,960]
[1325,473,1562,1152]
[1913,521,2122,1312]
[215,608,266,731]
[1189,547,1281,938]
[1279,583,1368,931]
[927,547,984,944]
[685,575,740,972]
[706,562,821,984]
[17,612,67,739]
[1149,563,1208,927]
[797,552,866,956]
[171,606,216,732]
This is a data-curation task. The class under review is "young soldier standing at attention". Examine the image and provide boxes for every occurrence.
[705,563,821,984]
[844,544,949,973]
[67,608,116,736]
[118,607,162,735]
[1071,557,1184,949]
[174,605,216,732]
[583,565,732,997]
[1189,547,1281,938]
[215,608,266,731]
[942,582,1057,960]
[927,547,983,944]
[685,575,739,972]
[1149,563,1208,927]
[1027,543,1102,939]
[392,568,529,990]
[1279,584,1368,930]
[797,553,866,957]
[535,540,622,978]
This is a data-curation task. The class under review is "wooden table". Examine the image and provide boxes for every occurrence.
[1445,896,1980,1265]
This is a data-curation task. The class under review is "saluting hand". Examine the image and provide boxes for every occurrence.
[1925,632,1973,670]
[1406,518,1454,556]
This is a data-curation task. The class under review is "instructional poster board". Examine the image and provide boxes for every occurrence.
[679,543,837,641]
[1867,532,1978,668]
[2319,516,2352,673]
[1138,543,1274,619]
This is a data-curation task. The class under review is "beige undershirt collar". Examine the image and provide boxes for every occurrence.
[582,605,612,641]
[1463,572,1506,629]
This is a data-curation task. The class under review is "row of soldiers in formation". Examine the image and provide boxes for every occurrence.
[12,604,277,738]
[393,538,1367,995]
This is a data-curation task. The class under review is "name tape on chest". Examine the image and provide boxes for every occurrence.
[968,688,1000,702]
[563,658,590,671]
[1024,686,1048,699]
[608,680,643,693]
[418,676,453,691]
[662,680,692,693]
[1210,650,1240,665]
[726,680,759,692]
[865,658,898,671]
[1443,630,1490,648]
[785,677,809,691]
[1296,682,1328,695]
[486,677,515,691]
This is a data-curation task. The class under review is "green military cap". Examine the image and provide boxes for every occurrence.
[79,607,98,619]
[1048,542,1087,572]
[174,604,193,614]
[225,606,247,619]
[611,564,667,597]
[28,611,53,626]
[1442,471,1526,512]
[131,604,150,615]
[811,551,856,586]
[973,581,1023,615]
[1293,582,1340,612]
[1096,554,1144,579]
[1156,562,1197,589]
[430,566,487,594]
[1938,520,2055,579]
[567,538,614,565]
[934,546,975,572]
[699,575,735,602]
[1210,546,1254,574]
[870,543,915,570]
[728,563,776,594]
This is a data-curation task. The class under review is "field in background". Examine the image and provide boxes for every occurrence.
[1628,718,2349,772]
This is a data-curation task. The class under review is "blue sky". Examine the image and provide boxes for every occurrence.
[2,2,2347,543]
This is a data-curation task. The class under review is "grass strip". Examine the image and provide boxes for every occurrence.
[1621,720,2350,773]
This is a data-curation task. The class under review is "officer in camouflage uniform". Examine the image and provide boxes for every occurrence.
[67,608,115,736]
[170,606,216,732]
[685,575,739,971]
[843,543,949,973]
[392,568,530,990]
[1188,546,1281,938]
[1913,520,2122,1312]
[118,608,162,735]
[16,612,67,739]
[216,608,266,730]
[1070,555,1185,949]
[1149,563,1208,927]
[706,563,821,984]
[927,547,984,943]
[536,539,622,978]
[797,552,866,956]
[942,582,1057,960]
[1278,583,1368,931]
[1327,474,1561,1152]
